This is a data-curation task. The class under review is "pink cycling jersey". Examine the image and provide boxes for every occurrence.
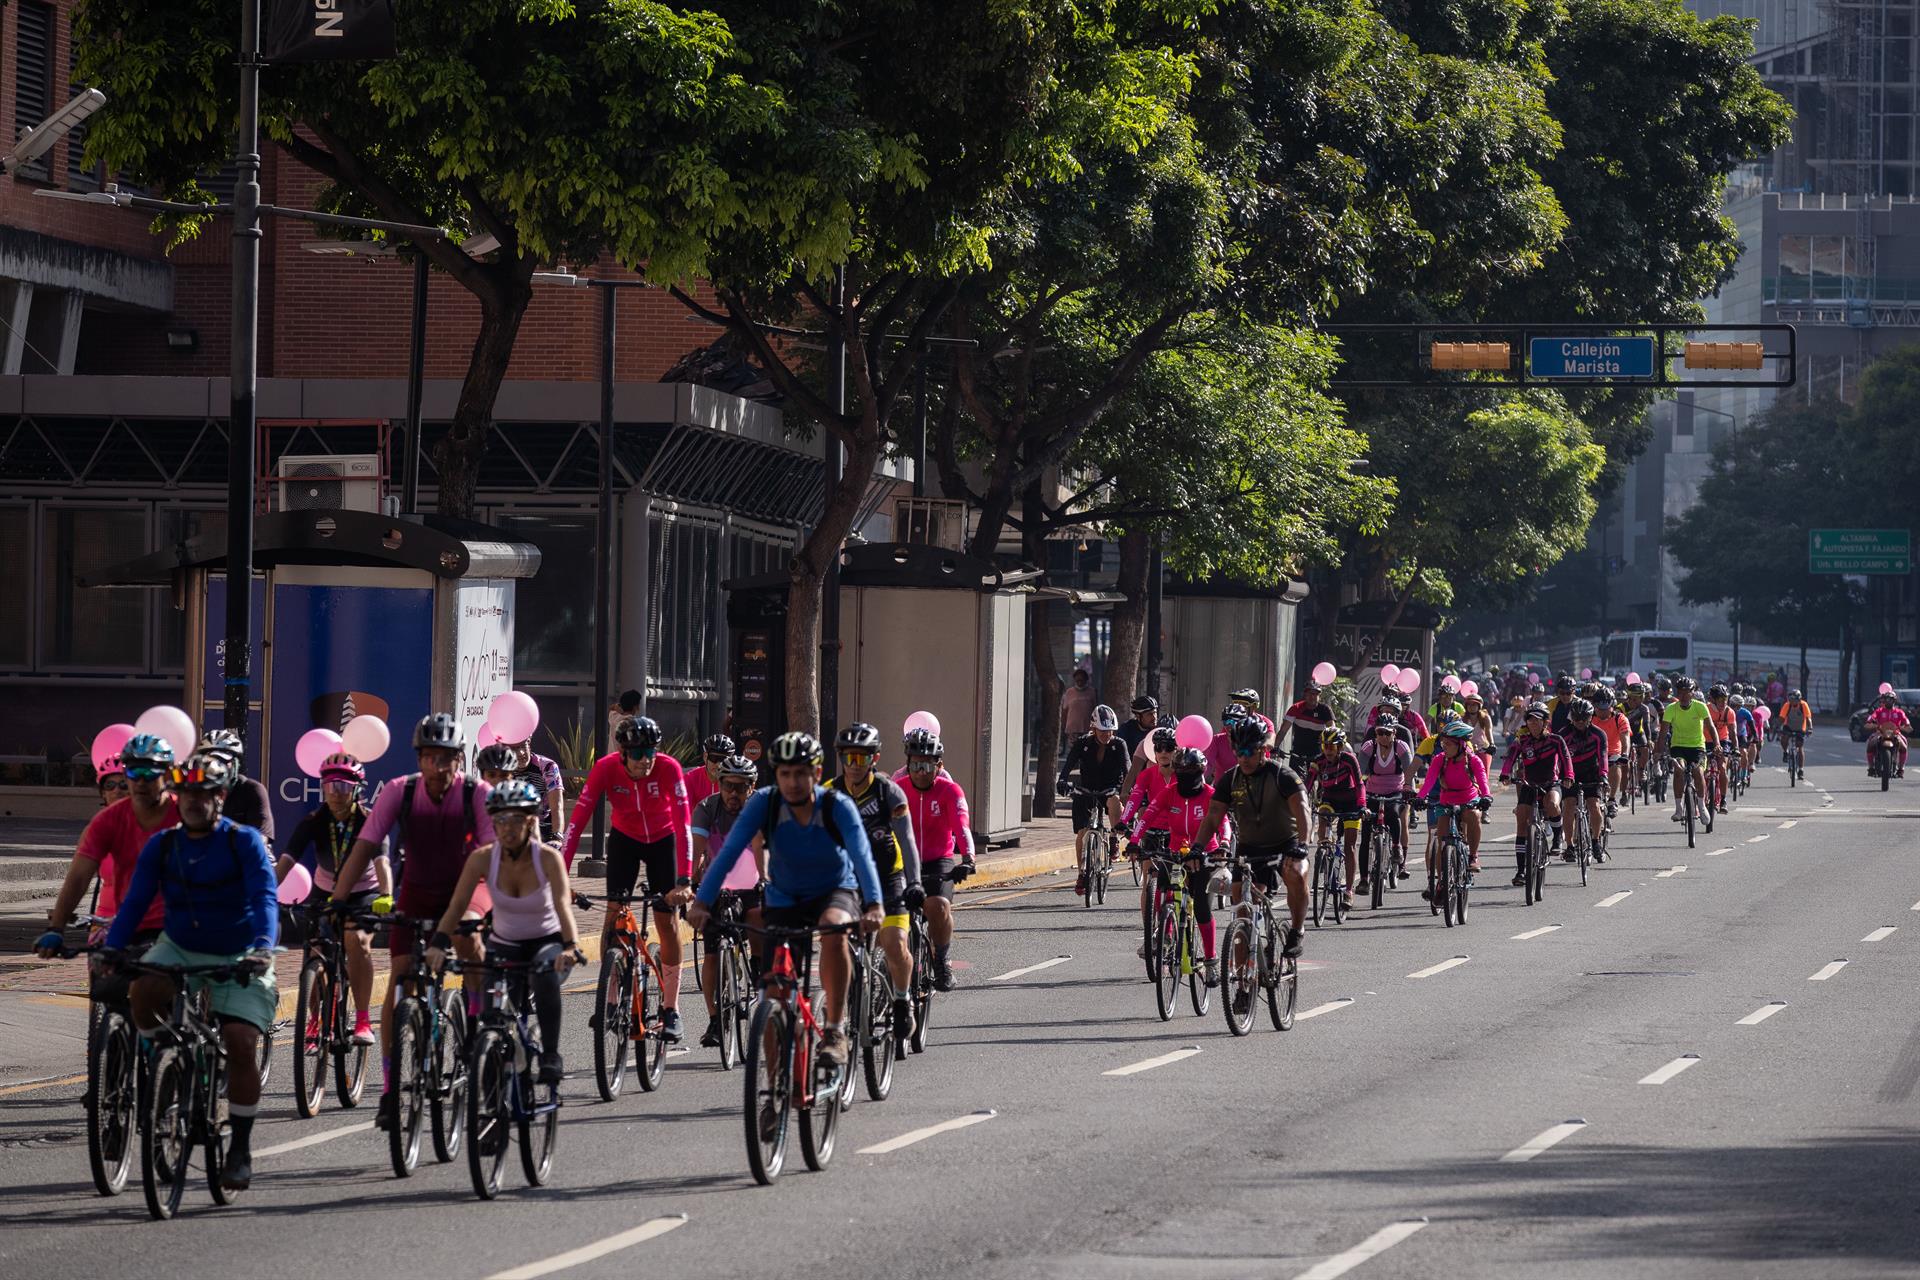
[559,752,690,873]
[1418,750,1490,806]
[1121,764,1177,831]
[1139,784,1228,854]
[899,775,971,862]
[1867,707,1910,734]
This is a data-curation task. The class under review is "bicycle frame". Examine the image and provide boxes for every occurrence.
[472,958,564,1124]
[604,893,664,1041]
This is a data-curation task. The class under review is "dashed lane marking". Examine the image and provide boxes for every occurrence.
[1596,891,1633,908]
[1407,956,1470,979]
[255,1121,374,1158]
[1296,998,1355,1021]
[1863,926,1898,943]
[1736,1001,1788,1026]
[1639,1054,1702,1085]
[989,956,1071,982]
[487,1217,689,1280]
[1500,1119,1587,1163]
[857,1110,996,1155]
[1104,1047,1203,1077]
[1511,925,1562,940]
[1291,1220,1430,1280]
[1656,866,1687,878]
[1809,960,1849,981]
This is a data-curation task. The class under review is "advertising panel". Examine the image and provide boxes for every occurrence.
[453,579,515,751]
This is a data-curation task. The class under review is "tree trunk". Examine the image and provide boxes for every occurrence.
[784,432,881,734]
[1103,528,1150,708]
[1025,481,1062,819]
[432,275,531,519]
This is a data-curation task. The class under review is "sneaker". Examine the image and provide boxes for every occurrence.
[220,1148,253,1192]
[1717,804,1728,815]
[1511,872,1527,887]
[1562,849,1576,863]
[1670,811,1684,822]
[700,1020,723,1049]
[537,1052,565,1086]
[1232,991,1253,1018]
[1202,958,1218,988]
[758,1099,782,1144]
[1075,872,1089,896]
[933,961,957,993]
[375,1091,396,1132]
[660,1008,683,1045]
[818,1025,850,1069]
[1397,866,1412,881]
[1281,928,1303,960]
[351,1017,375,1047]
[1356,877,1371,894]
[1468,859,1481,873]
[1422,887,1436,900]
[892,997,914,1041]
[1341,892,1355,912]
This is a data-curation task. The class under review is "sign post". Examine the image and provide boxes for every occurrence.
[1528,337,1657,380]
[1809,529,1911,575]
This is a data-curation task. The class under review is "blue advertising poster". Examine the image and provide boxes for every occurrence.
[201,574,268,753]
[267,582,435,841]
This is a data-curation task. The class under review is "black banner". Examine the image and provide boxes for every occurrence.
[263,0,396,64]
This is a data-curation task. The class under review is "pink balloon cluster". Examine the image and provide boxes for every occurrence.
[91,723,137,774]
[1880,681,1895,695]
[1460,680,1480,699]
[134,705,197,758]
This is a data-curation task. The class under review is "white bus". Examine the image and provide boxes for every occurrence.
[1600,631,1691,678]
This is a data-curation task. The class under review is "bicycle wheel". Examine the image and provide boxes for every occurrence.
[1882,745,1893,791]
[519,1079,559,1187]
[1369,829,1386,910]
[293,959,329,1118]
[1428,859,1442,917]
[1152,906,1179,1021]
[1186,910,1210,1017]
[464,1026,512,1200]
[86,1010,137,1196]
[1330,850,1348,925]
[431,988,467,1162]
[717,941,745,1071]
[743,999,791,1185]
[140,1048,190,1221]
[1683,781,1696,848]
[1264,920,1297,1031]
[636,962,667,1092]
[592,945,633,1100]
[1221,917,1256,1037]
[1578,815,1590,887]
[1141,904,1158,982]
[1523,840,1537,906]
[909,919,934,1054]
[799,1028,842,1171]
[861,956,896,1101]
[205,1051,242,1208]
[387,1001,427,1178]
[1309,848,1327,926]
[256,1021,274,1092]
[839,959,864,1110]
[1451,841,1469,925]
[333,972,370,1108]
[1094,850,1109,905]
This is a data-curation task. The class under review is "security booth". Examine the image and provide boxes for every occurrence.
[1163,575,1310,725]
[82,507,541,838]
[1328,600,1440,731]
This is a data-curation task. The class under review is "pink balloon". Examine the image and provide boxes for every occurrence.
[1441,675,1461,693]
[277,861,313,906]
[1174,714,1212,750]
[1580,667,1593,680]
[340,714,390,762]
[1460,681,1479,699]
[135,705,198,759]
[1394,667,1421,695]
[1880,682,1894,695]
[1380,664,1400,686]
[91,723,137,774]
[1627,671,1641,685]
[903,711,942,738]
[1529,675,1542,688]
[476,722,499,749]
[295,728,344,778]
[487,690,540,744]
[1310,661,1337,687]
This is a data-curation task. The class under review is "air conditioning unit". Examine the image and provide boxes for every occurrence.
[275,454,383,513]
[894,497,967,552]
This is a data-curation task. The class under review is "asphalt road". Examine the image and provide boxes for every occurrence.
[1,727,1916,1279]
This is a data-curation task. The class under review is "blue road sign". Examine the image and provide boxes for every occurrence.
[1529,336,1657,379]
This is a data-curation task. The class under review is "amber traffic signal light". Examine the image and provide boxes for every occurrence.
[1429,342,1511,372]
[1683,341,1765,370]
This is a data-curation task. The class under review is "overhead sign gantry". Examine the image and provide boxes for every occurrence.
[1324,324,1795,388]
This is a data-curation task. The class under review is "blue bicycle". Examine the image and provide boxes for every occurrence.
[462,947,578,1199]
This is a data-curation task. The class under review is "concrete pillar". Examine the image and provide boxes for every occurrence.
[0,282,33,375]
[23,288,83,374]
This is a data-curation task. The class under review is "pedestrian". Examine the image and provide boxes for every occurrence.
[1060,667,1096,740]
[607,689,642,747]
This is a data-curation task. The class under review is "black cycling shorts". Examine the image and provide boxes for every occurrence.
[1233,843,1301,895]
[1565,774,1606,799]
[606,830,677,909]
[1514,781,1560,806]
[763,888,860,933]
[699,888,763,945]
[919,856,958,901]
[1670,745,1704,766]
[1070,790,1115,833]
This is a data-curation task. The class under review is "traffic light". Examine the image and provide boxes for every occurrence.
[1683,341,1765,370]
[1429,342,1511,372]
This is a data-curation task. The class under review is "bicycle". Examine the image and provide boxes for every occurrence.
[462,949,573,1200]
[904,897,936,1054]
[1141,832,1211,1021]
[115,957,256,1220]
[742,920,857,1184]
[1427,804,1472,927]
[706,889,757,1072]
[1566,792,1595,888]
[1705,749,1730,816]
[588,890,670,1101]
[1219,855,1297,1036]
[1672,754,1700,849]
[383,914,472,1178]
[59,924,140,1197]
[1782,731,1805,784]
[1362,794,1407,910]
[1517,796,1552,906]
[291,904,372,1118]
[1648,750,1672,805]
[1075,786,1119,907]
[1308,803,1349,927]
[1871,732,1899,791]
[845,922,897,1102]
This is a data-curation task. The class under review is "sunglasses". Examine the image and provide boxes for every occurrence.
[1234,747,1263,758]
[907,759,940,772]
[704,753,728,764]
[99,777,130,792]
[840,750,874,768]
[719,779,752,794]
[623,749,657,762]
[321,778,359,793]
[124,765,168,781]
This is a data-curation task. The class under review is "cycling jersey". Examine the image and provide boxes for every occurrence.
[1305,748,1364,806]
[1734,707,1756,742]
[1058,733,1129,794]
[1663,699,1714,749]
[1417,751,1490,806]
[1560,723,1610,781]
[79,796,178,933]
[1779,699,1814,732]
[513,751,565,801]
[683,764,718,810]
[1593,709,1631,760]
[1355,738,1412,797]
[900,774,972,862]
[1547,696,1576,735]
[281,802,379,895]
[1707,702,1737,747]
[1212,760,1304,851]
[826,773,909,879]
[1284,700,1335,758]
[1121,763,1177,829]
[1500,732,1574,786]
[697,786,881,910]
[690,792,760,892]
[1867,706,1911,734]
[104,818,278,954]
[360,772,497,901]
[560,753,690,873]
[1623,701,1656,744]
[1139,785,1226,854]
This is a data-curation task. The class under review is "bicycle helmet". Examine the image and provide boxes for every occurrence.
[1130,695,1159,713]
[1228,718,1271,752]
[1568,697,1593,718]
[1591,688,1614,708]
[1555,674,1574,694]
[484,778,543,815]
[1151,727,1178,752]
[902,727,944,758]
[412,712,465,752]
[1371,716,1399,734]
[1090,704,1120,732]
[1228,687,1263,710]
[1525,702,1550,721]
[173,751,236,793]
[1673,677,1695,693]
[1221,702,1250,727]
[1323,727,1349,749]
[834,723,881,753]
[196,728,245,765]
[768,731,823,767]
[120,732,176,771]
[318,752,365,783]
[614,715,662,754]
[1789,688,1802,700]
[1171,748,1206,779]
[703,733,738,757]
[1435,709,1461,725]
[474,742,518,775]
[718,754,758,780]
[1443,721,1475,740]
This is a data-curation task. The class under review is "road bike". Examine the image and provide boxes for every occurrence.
[1362,794,1408,910]
[1075,786,1119,907]
[1783,730,1804,784]
[292,904,372,1118]
[705,889,757,1072]
[844,923,897,1104]
[742,921,856,1184]
[904,896,936,1054]
[1141,832,1211,1021]
[1705,748,1730,816]
[588,890,669,1101]
[1566,791,1596,887]
[1672,754,1701,848]
[1518,794,1552,906]
[1647,750,1672,805]
[1220,856,1297,1037]
[385,915,471,1177]
[462,949,570,1200]
[1427,804,1472,927]
[1308,803,1349,927]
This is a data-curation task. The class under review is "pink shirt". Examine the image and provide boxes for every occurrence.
[899,775,971,863]
[1417,750,1490,806]
[560,753,691,873]
[360,774,497,900]
[683,766,718,811]
[80,797,180,932]
[1139,784,1227,854]
[1867,707,1910,733]
[1122,764,1176,830]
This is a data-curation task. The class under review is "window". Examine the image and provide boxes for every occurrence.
[495,511,595,679]
[1809,235,1850,299]
[0,506,30,667]
[67,46,101,191]
[1888,115,1912,162]
[646,512,722,693]
[1892,39,1915,86]
[153,508,226,671]
[1777,234,1809,300]
[12,3,54,181]
[1638,636,1688,662]
[39,506,148,668]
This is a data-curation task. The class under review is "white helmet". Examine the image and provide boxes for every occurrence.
[1091,704,1119,732]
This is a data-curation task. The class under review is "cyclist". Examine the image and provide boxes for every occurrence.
[426,779,585,1086]
[1281,683,1333,773]
[1731,695,1759,779]
[1658,677,1716,822]
[1121,727,1182,837]
[1546,674,1579,735]
[1747,693,1771,753]
[1058,705,1128,898]
[37,733,178,955]
[1865,691,1909,778]
[1560,699,1610,863]
[1705,686,1739,813]
[692,753,769,1048]
[1499,703,1572,884]
[1777,688,1813,775]
[1134,748,1227,985]
[688,732,883,1075]
[1458,690,1497,766]
[498,732,568,836]
[94,754,130,810]
[1120,694,1161,759]
[275,752,388,1046]
[475,742,538,837]
[1591,689,1631,818]
[1192,718,1312,969]
[559,714,692,1041]
[100,751,277,1192]
[900,727,975,992]
[331,712,496,1129]
[1206,700,1268,778]
[1303,728,1365,914]
[826,724,921,1039]
[194,729,275,844]
[1428,684,1460,726]
[1356,718,1414,893]
[1417,722,1491,879]
[684,733,739,810]
[1623,682,1656,794]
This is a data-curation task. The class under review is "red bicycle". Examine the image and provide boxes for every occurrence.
[743,920,856,1184]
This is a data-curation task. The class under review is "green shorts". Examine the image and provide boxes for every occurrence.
[143,934,279,1034]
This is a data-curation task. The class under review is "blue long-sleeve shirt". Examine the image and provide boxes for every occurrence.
[105,817,279,954]
[697,786,882,909]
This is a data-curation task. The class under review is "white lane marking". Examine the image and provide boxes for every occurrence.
[1737,1001,1788,1026]
[1291,1220,1430,1280]
[1910,899,1920,912]
[1747,835,1771,844]
[1655,866,1687,878]
[1639,1054,1702,1085]
[1407,956,1470,979]
[1500,1119,1587,1163]
[1863,926,1898,943]
[1104,1047,1203,1076]
[254,1121,374,1158]
[1809,960,1849,981]
[989,956,1071,981]
[1779,819,1798,829]
[1596,891,1633,908]
[1488,834,1516,843]
[488,1217,688,1280]
[1511,925,1562,940]
[1297,997,1355,1021]
[1704,846,1732,856]
[857,1110,995,1154]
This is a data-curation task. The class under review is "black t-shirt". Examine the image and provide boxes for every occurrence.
[1060,735,1129,793]
[1118,718,1156,756]
[1213,760,1304,850]
[224,776,275,844]
[282,803,370,879]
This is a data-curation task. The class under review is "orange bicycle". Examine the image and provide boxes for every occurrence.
[587,890,669,1100]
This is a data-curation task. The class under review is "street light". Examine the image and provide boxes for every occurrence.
[4,89,105,173]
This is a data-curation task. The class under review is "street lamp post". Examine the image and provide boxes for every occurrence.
[226,0,265,748]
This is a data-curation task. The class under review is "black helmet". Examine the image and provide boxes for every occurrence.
[1708,683,1728,699]
[902,727,944,758]
[768,731,822,767]
[1372,716,1399,734]
[1228,718,1270,752]
[173,751,236,793]
[1525,702,1550,721]
[484,778,542,815]
[474,743,517,774]
[718,754,758,780]
[196,728,244,765]
[1569,697,1593,718]
[703,733,738,756]
[1130,695,1158,713]
[412,712,464,752]
[1555,674,1573,692]
[615,716,662,754]
[835,723,881,752]
[1171,748,1206,778]
[1673,677,1695,692]
[1591,688,1614,708]
[1151,726,1178,752]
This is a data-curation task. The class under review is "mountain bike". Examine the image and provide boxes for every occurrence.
[1362,794,1407,910]
[1220,856,1297,1036]
[1427,804,1471,927]
[588,890,669,1101]
[1075,786,1119,907]
[292,904,372,1118]
[1142,837,1211,1021]
[1566,793,1595,887]
[904,897,936,1054]
[1518,796,1552,906]
[1308,803,1349,927]
[63,924,141,1197]
[1706,749,1730,816]
[742,921,857,1184]
[384,915,472,1177]
[463,948,574,1200]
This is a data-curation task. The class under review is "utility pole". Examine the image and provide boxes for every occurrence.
[222,0,264,761]
[820,267,846,747]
